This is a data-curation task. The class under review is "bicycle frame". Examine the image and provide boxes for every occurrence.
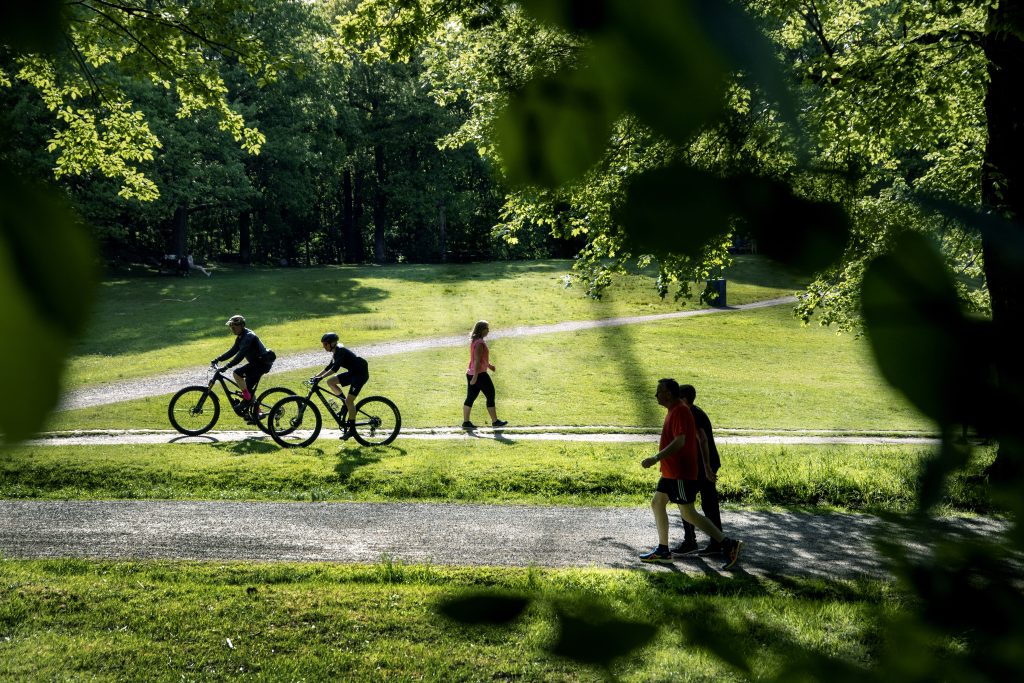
[203,368,261,411]
[300,381,350,428]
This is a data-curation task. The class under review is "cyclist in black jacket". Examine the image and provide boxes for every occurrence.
[310,331,369,439]
[212,315,275,406]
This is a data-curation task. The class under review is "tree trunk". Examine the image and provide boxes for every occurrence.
[171,204,188,256]
[373,143,387,263]
[981,0,1024,481]
[239,210,252,265]
[353,170,366,263]
[438,200,447,263]
[342,168,359,263]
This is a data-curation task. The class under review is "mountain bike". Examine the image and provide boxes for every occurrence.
[267,377,401,448]
[167,365,295,436]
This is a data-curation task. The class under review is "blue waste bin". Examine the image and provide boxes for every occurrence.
[706,278,727,307]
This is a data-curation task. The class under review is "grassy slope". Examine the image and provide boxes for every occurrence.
[50,304,931,433]
[67,256,803,389]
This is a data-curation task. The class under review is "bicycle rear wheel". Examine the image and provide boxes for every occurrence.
[268,395,322,448]
[253,387,296,435]
[168,386,220,436]
[351,396,401,446]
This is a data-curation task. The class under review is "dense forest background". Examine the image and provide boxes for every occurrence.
[1,1,996,329]
[1,1,584,270]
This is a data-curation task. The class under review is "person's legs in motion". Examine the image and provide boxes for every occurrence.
[233,370,251,402]
[681,476,723,554]
[463,375,482,428]
[479,374,506,427]
[678,503,742,569]
[639,491,674,563]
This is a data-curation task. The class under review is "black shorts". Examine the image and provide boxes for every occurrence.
[234,363,268,389]
[655,477,700,504]
[336,369,369,397]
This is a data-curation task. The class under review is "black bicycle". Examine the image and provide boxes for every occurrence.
[167,365,295,436]
[267,378,401,447]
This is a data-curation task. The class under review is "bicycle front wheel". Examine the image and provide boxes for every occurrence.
[268,395,322,448]
[352,396,401,446]
[253,387,296,435]
[168,386,220,436]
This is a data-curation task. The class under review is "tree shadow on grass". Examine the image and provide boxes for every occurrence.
[334,444,405,482]
[351,260,570,284]
[211,437,279,455]
[79,269,390,358]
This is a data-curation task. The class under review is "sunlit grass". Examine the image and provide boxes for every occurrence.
[51,305,931,433]
[0,440,993,513]
[0,558,904,681]
[67,256,804,388]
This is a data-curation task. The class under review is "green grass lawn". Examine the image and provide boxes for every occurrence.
[50,304,932,433]
[0,559,904,681]
[5,257,992,679]
[67,256,805,389]
[0,440,993,513]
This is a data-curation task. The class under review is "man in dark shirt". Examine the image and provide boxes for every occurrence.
[212,315,274,406]
[311,332,370,439]
[676,384,725,556]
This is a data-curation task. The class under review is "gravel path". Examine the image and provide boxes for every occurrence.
[0,499,1006,578]
[59,296,796,411]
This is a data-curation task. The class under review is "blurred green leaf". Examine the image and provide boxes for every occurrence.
[437,591,529,625]
[0,1,65,53]
[600,0,727,145]
[620,164,848,272]
[496,67,618,188]
[519,0,611,33]
[0,172,98,443]
[689,0,797,129]
[548,608,656,667]
[916,194,1024,268]
[860,231,966,425]
[915,439,973,512]
[618,164,733,260]
[522,0,793,135]
[738,178,849,273]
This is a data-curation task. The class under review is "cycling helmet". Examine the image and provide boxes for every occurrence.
[225,314,246,327]
[321,332,339,344]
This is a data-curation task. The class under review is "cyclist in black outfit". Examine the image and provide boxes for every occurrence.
[311,332,369,439]
[212,315,276,406]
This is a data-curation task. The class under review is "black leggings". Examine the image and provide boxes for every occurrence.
[464,373,496,408]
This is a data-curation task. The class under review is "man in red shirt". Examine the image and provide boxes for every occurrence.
[639,378,743,570]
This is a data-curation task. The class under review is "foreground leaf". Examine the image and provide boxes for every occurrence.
[0,173,98,442]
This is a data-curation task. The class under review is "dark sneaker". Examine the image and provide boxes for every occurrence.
[720,539,743,570]
[639,547,674,564]
[339,424,355,440]
[671,539,699,556]
[492,419,508,427]
[697,542,723,556]
[462,421,476,430]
